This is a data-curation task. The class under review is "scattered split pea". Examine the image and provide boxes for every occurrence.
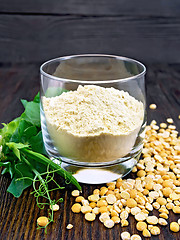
[121,231,131,240]
[66,224,73,230]
[37,216,49,227]
[149,104,157,110]
[142,228,151,237]
[71,203,81,213]
[136,221,147,231]
[85,213,96,221]
[69,120,180,239]
[150,226,160,235]
[71,190,80,197]
[170,222,180,232]
[50,204,59,211]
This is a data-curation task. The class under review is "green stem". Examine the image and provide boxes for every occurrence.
[32,168,54,223]
[21,148,81,190]
[22,157,54,223]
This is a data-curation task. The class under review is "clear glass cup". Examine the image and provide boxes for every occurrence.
[40,54,146,184]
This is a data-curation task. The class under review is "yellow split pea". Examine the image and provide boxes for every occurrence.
[149,104,157,109]
[136,221,147,231]
[37,216,49,227]
[170,222,180,232]
[70,120,180,238]
[71,203,81,213]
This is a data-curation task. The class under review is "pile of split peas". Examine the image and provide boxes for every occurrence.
[70,105,180,239]
[37,103,180,240]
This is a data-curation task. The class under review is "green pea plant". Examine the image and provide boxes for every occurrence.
[0,92,81,232]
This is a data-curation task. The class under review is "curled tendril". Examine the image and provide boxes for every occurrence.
[17,164,65,232]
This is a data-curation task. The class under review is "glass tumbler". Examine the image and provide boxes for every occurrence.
[40,54,146,184]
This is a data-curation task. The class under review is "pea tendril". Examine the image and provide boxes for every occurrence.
[0,92,81,233]
[18,157,64,232]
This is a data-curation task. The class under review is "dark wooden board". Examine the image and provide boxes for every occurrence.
[0,0,180,17]
[0,15,180,64]
[0,63,180,240]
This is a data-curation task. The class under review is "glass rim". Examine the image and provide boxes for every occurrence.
[40,54,146,84]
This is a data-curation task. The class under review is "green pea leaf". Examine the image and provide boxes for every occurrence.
[28,131,45,155]
[7,162,34,197]
[0,161,15,178]
[0,118,20,143]
[22,102,40,127]
[1,90,81,204]
[10,120,31,143]
[27,157,47,174]
[33,92,40,103]
[21,99,28,108]
[18,120,32,137]
[23,126,38,140]
[6,142,29,160]
[21,148,81,190]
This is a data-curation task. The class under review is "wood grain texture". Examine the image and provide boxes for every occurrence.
[0,0,180,17]
[0,14,180,63]
[0,63,180,240]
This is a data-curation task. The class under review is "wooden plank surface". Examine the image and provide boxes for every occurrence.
[0,1,180,64]
[0,0,180,17]
[0,63,180,240]
[0,14,180,64]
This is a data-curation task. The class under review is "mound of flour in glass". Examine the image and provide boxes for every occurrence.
[43,85,144,162]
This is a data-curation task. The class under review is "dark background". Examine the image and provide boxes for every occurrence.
[0,1,180,240]
[0,0,180,125]
[0,1,180,64]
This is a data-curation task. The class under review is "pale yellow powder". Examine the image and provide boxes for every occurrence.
[43,85,144,162]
